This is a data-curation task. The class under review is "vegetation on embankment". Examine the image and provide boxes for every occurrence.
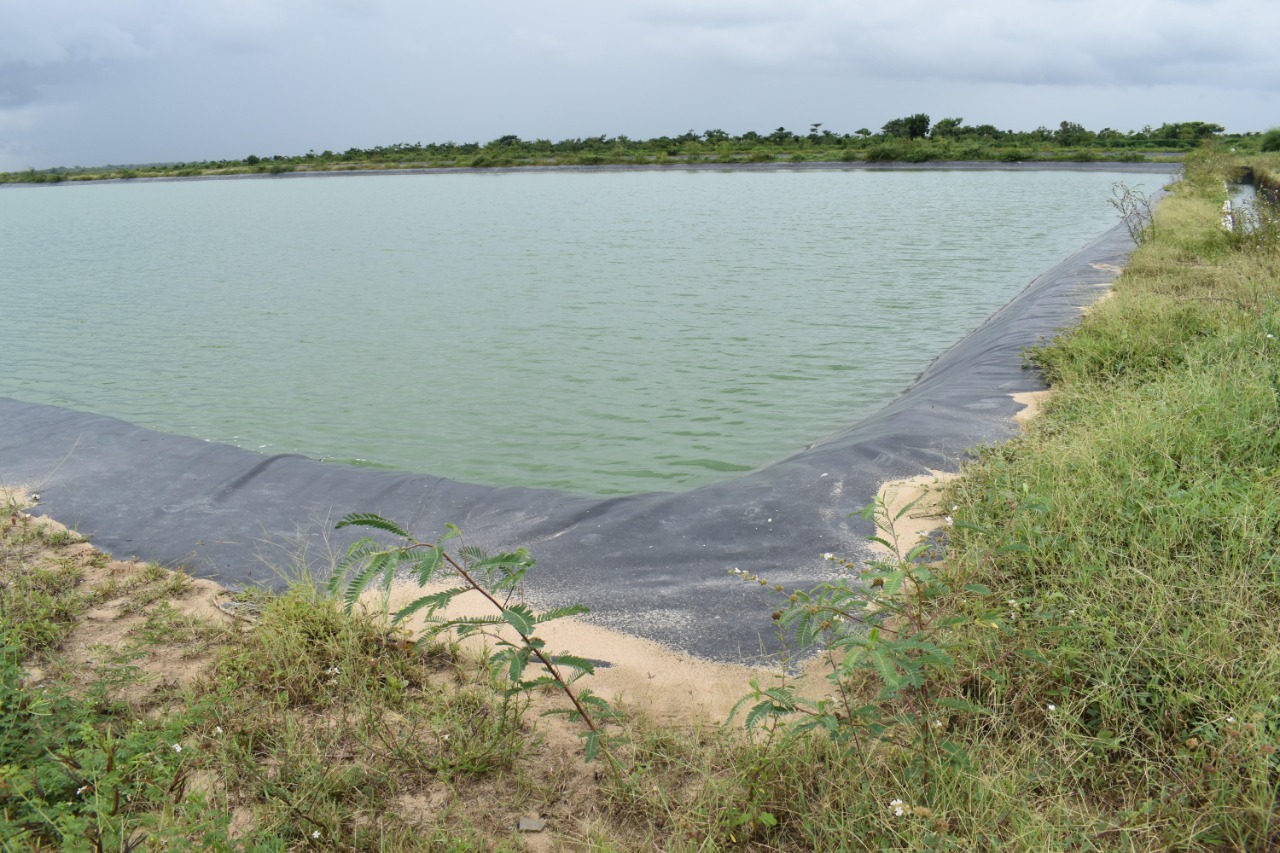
[4,148,1280,850]
[0,117,1260,184]
[933,148,1280,848]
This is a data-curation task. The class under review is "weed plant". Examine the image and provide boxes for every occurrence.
[326,514,627,772]
[1109,181,1157,244]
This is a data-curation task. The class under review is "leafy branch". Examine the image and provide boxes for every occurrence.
[326,514,626,774]
[732,489,1051,790]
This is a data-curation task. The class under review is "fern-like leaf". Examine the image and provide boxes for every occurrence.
[336,513,412,539]
[548,654,595,677]
[892,493,924,521]
[327,538,383,595]
[392,586,468,624]
[410,548,443,585]
[533,604,590,623]
[583,730,600,763]
[744,700,780,730]
[507,649,530,683]
[342,550,398,612]
[501,604,536,636]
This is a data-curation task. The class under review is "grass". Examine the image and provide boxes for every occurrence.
[931,150,1280,848]
[0,500,586,849]
[3,147,1280,849]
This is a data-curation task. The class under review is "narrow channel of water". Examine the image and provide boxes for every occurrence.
[0,168,1162,495]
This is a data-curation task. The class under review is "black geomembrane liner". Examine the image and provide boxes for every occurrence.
[0,212,1142,663]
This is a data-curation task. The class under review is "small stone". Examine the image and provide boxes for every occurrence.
[517,817,547,833]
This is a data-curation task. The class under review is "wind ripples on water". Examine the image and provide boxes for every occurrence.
[0,168,1160,495]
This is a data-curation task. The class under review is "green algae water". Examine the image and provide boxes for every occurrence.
[0,168,1160,495]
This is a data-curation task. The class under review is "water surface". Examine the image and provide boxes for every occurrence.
[0,169,1159,494]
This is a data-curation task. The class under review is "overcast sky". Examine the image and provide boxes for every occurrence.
[1,0,1276,171]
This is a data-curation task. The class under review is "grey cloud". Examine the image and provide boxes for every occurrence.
[630,0,797,28]
[617,0,1278,90]
[1,0,1277,171]
[0,1,164,66]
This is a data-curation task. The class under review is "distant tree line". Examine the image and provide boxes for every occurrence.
[3,117,1274,183]
[240,117,1237,166]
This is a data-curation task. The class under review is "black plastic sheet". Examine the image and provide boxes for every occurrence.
[1,218,1140,662]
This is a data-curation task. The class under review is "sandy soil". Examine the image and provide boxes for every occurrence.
[3,486,245,700]
[353,461,961,729]
[4,453,961,729]
[379,579,785,725]
[1012,389,1053,426]
[869,471,958,559]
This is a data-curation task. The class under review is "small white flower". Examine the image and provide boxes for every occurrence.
[1047,704,1056,712]
[76,785,90,796]
[1227,716,1236,724]
[889,799,907,817]
[943,515,953,526]
[442,733,451,741]
[951,504,958,512]
[1268,334,1275,340]
[324,666,341,676]
[822,552,835,561]
[312,830,321,840]
[214,726,224,735]
[172,744,182,753]
[1067,609,1077,616]
[932,719,943,729]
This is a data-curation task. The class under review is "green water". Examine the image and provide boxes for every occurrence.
[0,169,1159,495]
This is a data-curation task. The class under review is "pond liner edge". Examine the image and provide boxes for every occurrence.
[0,219,1141,664]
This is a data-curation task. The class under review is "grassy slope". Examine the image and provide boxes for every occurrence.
[934,149,1280,849]
[3,148,1279,851]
